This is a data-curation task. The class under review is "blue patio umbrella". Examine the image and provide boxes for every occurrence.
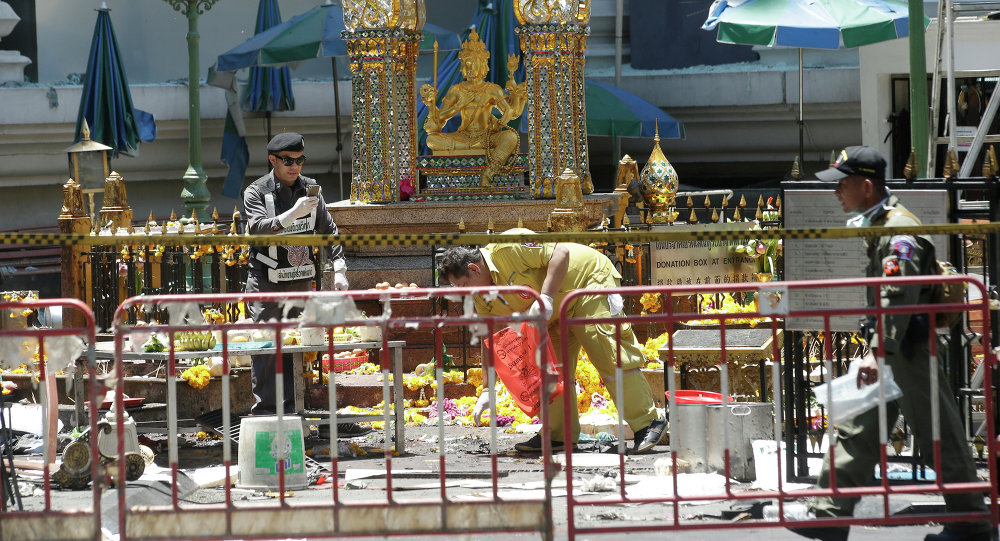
[244,0,295,143]
[75,4,156,158]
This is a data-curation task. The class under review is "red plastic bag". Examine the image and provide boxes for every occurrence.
[482,323,564,418]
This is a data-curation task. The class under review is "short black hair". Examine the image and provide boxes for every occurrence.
[437,246,483,282]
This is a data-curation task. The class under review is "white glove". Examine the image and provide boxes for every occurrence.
[472,392,490,426]
[333,270,349,291]
[528,294,554,321]
[278,196,318,228]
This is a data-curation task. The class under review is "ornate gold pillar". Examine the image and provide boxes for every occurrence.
[515,0,591,199]
[58,179,92,328]
[342,0,424,203]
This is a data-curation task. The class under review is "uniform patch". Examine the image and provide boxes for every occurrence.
[883,258,900,276]
[890,235,916,261]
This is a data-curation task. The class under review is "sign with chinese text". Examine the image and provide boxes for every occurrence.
[649,222,757,289]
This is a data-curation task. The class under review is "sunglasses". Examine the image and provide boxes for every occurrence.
[275,155,306,167]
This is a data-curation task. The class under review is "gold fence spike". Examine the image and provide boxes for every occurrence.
[721,194,729,208]
[711,208,719,222]
[688,207,698,223]
[903,147,918,180]
[686,196,693,208]
[738,195,747,208]
[733,207,742,221]
[703,195,711,208]
[212,207,219,221]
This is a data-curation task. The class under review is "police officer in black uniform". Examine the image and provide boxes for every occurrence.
[243,134,368,435]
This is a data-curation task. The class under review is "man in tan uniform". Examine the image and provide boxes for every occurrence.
[437,230,667,454]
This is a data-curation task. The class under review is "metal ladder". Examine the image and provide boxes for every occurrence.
[927,0,1000,176]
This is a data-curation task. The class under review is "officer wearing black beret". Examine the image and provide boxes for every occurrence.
[241,134,365,435]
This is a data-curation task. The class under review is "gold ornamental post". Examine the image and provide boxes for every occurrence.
[342,0,425,203]
[514,0,592,199]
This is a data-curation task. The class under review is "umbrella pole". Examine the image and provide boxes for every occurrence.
[798,48,804,169]
[266,111,272,144]
[332,58,345,202]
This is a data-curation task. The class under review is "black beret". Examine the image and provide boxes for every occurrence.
[267,132,305,153]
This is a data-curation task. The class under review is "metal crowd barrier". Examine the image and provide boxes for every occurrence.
[558,275,998,540]
[1,298,101,541]
[105,287,554,541]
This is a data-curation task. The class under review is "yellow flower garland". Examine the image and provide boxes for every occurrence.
[181,365,211,389]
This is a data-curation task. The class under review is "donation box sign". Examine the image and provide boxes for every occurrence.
[649,222,757,287]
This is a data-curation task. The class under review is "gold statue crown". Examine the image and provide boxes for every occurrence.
[458,28,489,63]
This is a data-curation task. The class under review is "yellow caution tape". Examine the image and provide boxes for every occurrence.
[2,222,999,247]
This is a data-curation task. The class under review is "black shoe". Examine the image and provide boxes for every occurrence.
[632,417,668,454]
[513,434,566,453]
[925,527,998,541]
[319,423,373,439]
[787,526,849,541]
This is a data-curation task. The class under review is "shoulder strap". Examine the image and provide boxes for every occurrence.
[887,207,920,224]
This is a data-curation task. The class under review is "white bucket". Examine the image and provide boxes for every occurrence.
[237,416,307,490]
[672,404,709,473]
[706,402,774,481]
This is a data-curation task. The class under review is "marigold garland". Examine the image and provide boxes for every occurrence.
[181,365,211,389]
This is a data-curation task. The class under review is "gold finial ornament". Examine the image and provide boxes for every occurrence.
[711,208,719,222]
[791,156,802,180]
[487,218,495,232]
[514,0,582,25]
[638,123,680,223]
[756,195,764,208]
[903,147,918,180]
[738,195,747,208]
[688,208,698,223]
[549,168,588,231]
[458,218,466,231]
[755,206,763,220]
[190,208,199,223]
[169,209,177,222]
[721,194,729,208]
[517,218,524,228]
[232,206,241,221]
[212,207,219,221]
[989,145,999,178]
[943,148,958,179]
[703,195,711,207]
[733,207,742,221]
[342,0,426,32]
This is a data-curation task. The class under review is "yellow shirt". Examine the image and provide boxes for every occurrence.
[475,228,621,319]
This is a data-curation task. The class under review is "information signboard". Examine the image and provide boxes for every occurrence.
[784,190,948,331]
[649,222,757,289]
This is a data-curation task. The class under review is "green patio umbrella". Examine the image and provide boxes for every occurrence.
[703,0,927,165]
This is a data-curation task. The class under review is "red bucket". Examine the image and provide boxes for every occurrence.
[665,390,731,404]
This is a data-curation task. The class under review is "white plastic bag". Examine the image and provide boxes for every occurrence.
[813,359,903,425]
